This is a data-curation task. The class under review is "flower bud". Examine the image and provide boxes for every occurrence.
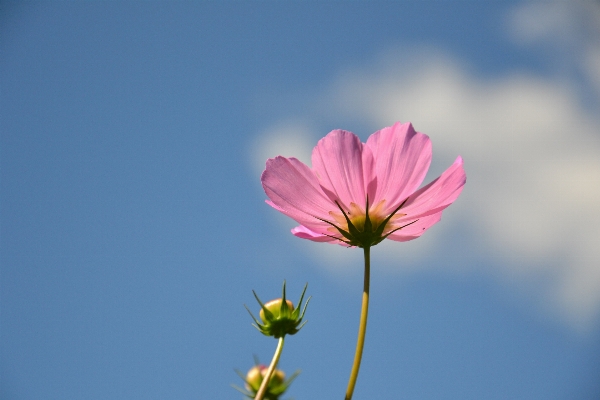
[245,364,265,392]
[259,299,294,323]
[244,365,286,393]
[245,281,310,338]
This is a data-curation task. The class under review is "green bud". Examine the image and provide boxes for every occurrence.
[260,299,294,323]
[245,281,310,338]
[233,359,300,400]
[244,365,285,392]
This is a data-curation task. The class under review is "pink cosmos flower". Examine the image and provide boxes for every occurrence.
[261,122,466,248]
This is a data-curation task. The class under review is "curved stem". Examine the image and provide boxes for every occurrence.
[345,246,371,400]
[255,336,285,400]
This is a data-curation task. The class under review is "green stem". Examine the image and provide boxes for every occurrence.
[255,336,285,400]
[345,246,371,400]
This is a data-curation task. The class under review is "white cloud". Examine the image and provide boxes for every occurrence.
[251,3,600,329]
[509,1,581,46]
[509,0,600,101]
[508,0,600,46]
[585,47,600,94]
[250,120,315,177]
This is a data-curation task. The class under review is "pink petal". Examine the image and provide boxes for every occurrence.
[362,145,377,206]
[400,156,466,219]
[366,122,432,213]
[386,211,442,242]
[311,130,370,210]
[291,225,337,243]
[261,156,334,231]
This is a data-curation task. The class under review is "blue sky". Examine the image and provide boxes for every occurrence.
[2,1,600,399]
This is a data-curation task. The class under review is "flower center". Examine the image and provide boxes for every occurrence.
[328,200,405,236]
[316,196,416,247]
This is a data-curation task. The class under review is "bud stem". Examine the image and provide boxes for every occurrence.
[254,336,285,400]
[345,245,371,400]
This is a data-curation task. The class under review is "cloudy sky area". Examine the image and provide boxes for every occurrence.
[253,1,600,330]
[2,1,600,400]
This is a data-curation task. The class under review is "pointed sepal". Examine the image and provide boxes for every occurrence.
[248,281,311,338]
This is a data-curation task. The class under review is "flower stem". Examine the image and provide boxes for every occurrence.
[255,336,285,400]
[345,246,371,400]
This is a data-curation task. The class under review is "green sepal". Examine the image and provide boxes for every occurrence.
[291,283,308,320]
[253,290,274,321]
[317,195,419,248]
[279,281,291,319]
[247,281,311,338]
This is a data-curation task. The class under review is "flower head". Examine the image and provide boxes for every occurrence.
[261,122,466,248]
[245,281,310,338]
[245,364,286,393]
[233,362,300,400]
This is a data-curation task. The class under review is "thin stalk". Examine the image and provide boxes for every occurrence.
[345,246,371,400]
[255,336,285,400]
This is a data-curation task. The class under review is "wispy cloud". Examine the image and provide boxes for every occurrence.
[508,0,600,100]
[251,2,600,330]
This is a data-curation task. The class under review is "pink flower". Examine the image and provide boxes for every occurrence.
[261,122,466,248]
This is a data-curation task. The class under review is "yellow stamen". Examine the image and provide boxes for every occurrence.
[327,200,405,236]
